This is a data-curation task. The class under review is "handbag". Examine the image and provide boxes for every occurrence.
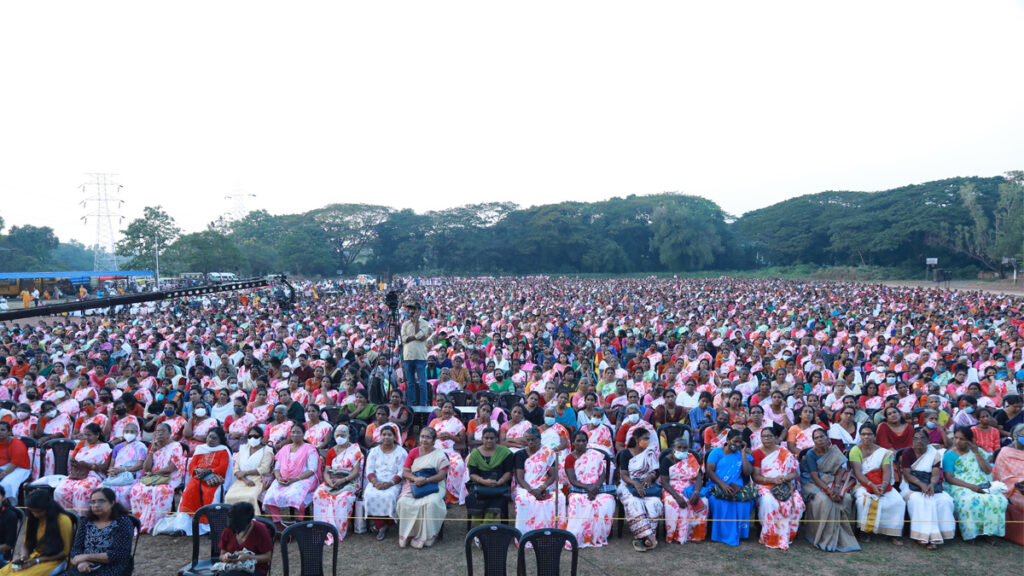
[770,481,793,502]
[411,469,439,498]
[711,481,757,502]
[470,484,510,498]
[569,484,617,495]
[907,470,943,493]
[102,471,136,487]
[625,482,662,498]
[140,474,170,486]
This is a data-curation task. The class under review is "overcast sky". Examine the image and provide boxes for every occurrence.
[1,1,1022,246]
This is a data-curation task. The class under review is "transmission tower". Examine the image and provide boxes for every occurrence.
[81,173,125,271]
[224,190,256,221]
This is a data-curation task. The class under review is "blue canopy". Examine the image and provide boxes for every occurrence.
[0,270,155,280]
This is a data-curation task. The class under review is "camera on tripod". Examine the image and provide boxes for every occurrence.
[385,290,400,312]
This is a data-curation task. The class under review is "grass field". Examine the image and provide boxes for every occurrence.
[132,506,1019,576]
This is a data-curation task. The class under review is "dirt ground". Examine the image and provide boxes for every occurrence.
[131,506,1021,576]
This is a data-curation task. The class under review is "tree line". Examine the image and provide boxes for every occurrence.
[2,172,1021,278]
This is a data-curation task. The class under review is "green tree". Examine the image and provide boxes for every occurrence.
[162,230,242,274]
[0,225,59,271]
[115,206,181,271]
[649,197,726,270]
[52,241,95,270]
[229,210,285,276]
[307,204,393,271]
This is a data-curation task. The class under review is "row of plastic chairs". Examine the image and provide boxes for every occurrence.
[179,504,339,576]
[466,524,578,576]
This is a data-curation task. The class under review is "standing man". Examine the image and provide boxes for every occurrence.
[401,299,432,406]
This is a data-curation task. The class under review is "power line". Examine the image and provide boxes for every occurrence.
[80,173,124,271]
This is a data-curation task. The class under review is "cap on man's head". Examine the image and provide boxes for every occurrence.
[404,300,419,310]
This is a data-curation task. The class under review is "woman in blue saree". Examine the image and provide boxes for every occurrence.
[706,429,755,546]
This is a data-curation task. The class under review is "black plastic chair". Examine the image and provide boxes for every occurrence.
[497,393,524,412]
[180,504,232,576]
[657,423,692,448]
[17,436,38,505]
[42,438,77,476]
[47,508,79,576]
[449,390,472,407]
[348,420,367,446]
[517,529,578,576]
[280,520,339,576]
[473,390,497,406]
[321,406,342,425]
[466,524,521,576]
[121,514,143,576]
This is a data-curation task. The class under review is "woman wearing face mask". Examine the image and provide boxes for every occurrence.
[12,403,37,438]
[513,427,560,534]
[153,399,187,442]
[178,427,231,523]
[617,427,663,552]
[0,421,31,505]
[312,424,364,542]
[182,400,218,455]
[54,423,112,515]
[224,425,273,514]
[104,400,140,446]
[900,427,955,550]
[101,422,146,509]
[660,436,708,546]
[614,404,654,453]
[263,424,320,530]
[129,423,187,533]
[71,398,108,441]
[427,401,469,504]
[993,423,1024,546]
[224,397,257,452]
[32,400,72,477]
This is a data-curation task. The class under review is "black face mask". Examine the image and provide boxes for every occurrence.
[115,407,127,416]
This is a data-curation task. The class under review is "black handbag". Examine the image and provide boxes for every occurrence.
[625,482,662,498]
[907,470,943,493]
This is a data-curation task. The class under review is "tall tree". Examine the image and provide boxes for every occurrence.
[161,230,242,275]
[307,204,393,271]
[115,206,181,271]
[0,225,59,271]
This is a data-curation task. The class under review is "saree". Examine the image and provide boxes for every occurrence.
[706,448,754,546]
[504,420,532,453]
[943,448,1008,540]
[583,424,613,456]
[788,424,821,452]
[800,445,859,552]
[103,440,147,509]
[899,445,955,544]
[264,442,319,511]
[130,442,187,533]
[993,445,1024,546]
[514,446,563,533]
[663,453,708,545]
[224,444,273,513]
[851,446,905,537]
[755,447,805,549]
[616,446,663,541]
[313,443,364,542]
[565,449,615,548]
[429,417,469,504]
[396,447,448,549]
[54,441,112,515]
[185,418,219,454]
[465,445,513,517]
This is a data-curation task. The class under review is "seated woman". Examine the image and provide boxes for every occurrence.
[465,427,513,527]
[428,401,469,504]
[224,397,257,452]
[264,405,294,450]
[216,502,274,576]
[303,404,333,451]
[55,423,113,515]
[499,404,531,452]
[706,430,755,547]
[993,424,1024,546]
[943,426,1008,544]
[178,428,231,519]
[466,403,497,451]
[876,407,913,451]
[263,423,320,530]
[65,487,134,576]
[900,427,955,549]
[364,425,407,541]
[396,427,449,549]
[616,426,663,553]
[0,421,31,505]
[514,427,560,534]
[312,425,364,543]
[129,423,187,533]
[752,427,805,550]
[224,425,274,514]
[660,436,707,545]
[182,404,219,455]
[564,429,615,548]
[800,428,860,552]
[101,421,147,510]
[0,486,18,566]
[0,489,72,576]
[786,405,822,455]
[850,424,906,545]
[364,405,393,447]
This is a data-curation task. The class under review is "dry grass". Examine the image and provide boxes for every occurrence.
[132,506,1020,576]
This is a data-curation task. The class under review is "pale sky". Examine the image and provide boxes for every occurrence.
[2,1,1022,246]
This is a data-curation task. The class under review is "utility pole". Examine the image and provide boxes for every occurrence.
[154,230,160,289]
[81,173,124,271]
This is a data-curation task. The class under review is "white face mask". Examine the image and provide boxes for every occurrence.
[627,413,640,424]
[247,437,262,448]
[46,410,57,419]
[16,411,27,420]
[194,408,207,418]
[335,435,347,445]
[123,432,137,443]
[674,450,687,460]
